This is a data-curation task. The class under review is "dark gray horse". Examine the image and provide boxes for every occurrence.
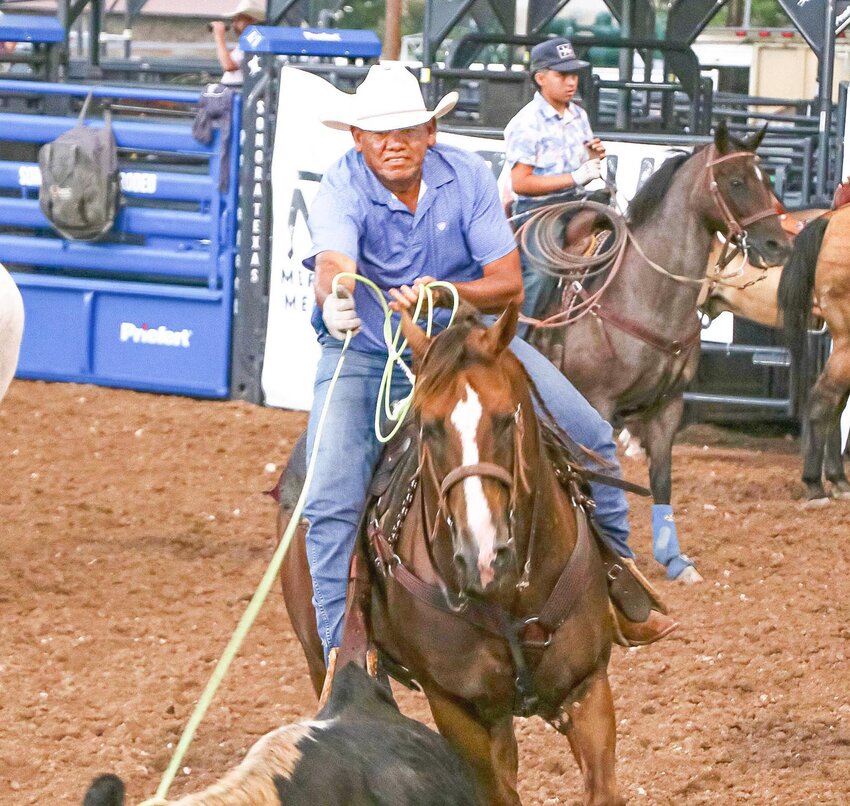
[526,122,791,582]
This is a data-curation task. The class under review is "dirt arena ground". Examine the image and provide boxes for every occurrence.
[1,379,848,805]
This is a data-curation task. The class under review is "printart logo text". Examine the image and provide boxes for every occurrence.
[120,322,193,348]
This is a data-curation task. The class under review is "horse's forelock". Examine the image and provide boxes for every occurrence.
[413,319,512,410]
[413,322,478,408]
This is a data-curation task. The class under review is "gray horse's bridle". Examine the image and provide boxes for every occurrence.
[705,147,778,243]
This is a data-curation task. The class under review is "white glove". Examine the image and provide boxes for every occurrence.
[322,289,361,340]
[572,158,602,187]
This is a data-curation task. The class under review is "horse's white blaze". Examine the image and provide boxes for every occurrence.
[450,384,497,584]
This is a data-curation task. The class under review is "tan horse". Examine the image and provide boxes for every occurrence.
[700,205,825,327]
[702,203,850,500]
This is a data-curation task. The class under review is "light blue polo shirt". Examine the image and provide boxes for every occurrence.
[303,143,517,354]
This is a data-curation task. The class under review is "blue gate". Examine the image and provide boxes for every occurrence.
[0,80,241,398]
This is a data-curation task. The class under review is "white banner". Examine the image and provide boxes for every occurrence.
[263,68,685,410]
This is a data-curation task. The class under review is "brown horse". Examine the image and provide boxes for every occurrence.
[701,204,850,500]
[281,304,625,806]
[525,122,790,582]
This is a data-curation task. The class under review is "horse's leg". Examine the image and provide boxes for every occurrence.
[426,688,520,806]
[825,417,850,498]
[554,670,624,806]
[804,350,850,500]
[642,397,702,583]
[279,512,326,698]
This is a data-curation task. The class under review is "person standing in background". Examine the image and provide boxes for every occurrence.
[210,0,266,86]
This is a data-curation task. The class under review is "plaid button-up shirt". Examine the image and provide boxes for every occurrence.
[504,92,594,202]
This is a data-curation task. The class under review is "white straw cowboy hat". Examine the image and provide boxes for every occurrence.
[227,0,266,22]
[321,62,458,132]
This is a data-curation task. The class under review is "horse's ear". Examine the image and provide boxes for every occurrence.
[743,123,768,152]
[482,301,518,357]
[714,119,730,154]
[400,308,430,360]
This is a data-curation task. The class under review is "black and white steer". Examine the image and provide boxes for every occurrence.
[83,663,478,805]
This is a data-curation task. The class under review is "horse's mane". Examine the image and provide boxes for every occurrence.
[626,150,691,228]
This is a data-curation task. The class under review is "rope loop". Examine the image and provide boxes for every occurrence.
[516,199,628,282]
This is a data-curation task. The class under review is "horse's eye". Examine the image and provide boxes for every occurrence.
[492,414,514,437]
[730,177,744,189]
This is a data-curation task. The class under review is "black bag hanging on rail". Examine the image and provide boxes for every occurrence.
[38,92,120,241]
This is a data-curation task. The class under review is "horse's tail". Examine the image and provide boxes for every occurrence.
[778,216,828,347]
[777,216,829,413]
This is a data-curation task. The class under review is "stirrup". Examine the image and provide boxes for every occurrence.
[620,556,669,615]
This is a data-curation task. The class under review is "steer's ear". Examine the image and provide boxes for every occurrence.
[482,301,518,357]
[400,308,431,360]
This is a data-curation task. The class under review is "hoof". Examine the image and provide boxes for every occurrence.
[829,479,850,501]
[674,565,704,585]
[803,496,831,509]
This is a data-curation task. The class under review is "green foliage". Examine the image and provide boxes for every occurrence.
[328,0,425,39]
[706,0,793,28]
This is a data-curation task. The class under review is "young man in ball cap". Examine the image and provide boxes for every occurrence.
[210,0,266,86]
[299,63,678,674]
[504,37,607,324]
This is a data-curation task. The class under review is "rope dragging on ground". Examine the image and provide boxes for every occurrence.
[139,278,459,805]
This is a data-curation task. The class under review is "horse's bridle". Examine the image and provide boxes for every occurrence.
[705,147,778,244]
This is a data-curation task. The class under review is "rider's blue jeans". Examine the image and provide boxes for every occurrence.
[303,336,632,657]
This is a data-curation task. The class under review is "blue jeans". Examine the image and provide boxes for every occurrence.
[303,336,632,655]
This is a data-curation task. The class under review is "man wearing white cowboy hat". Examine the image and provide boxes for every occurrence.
[300,62,678,666]
[210,0,266,86]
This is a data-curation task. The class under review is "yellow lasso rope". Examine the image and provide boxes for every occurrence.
[139,277,458,805]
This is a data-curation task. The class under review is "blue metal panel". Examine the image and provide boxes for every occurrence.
[0,236,210,282]
[0,79,199,104]
[1,82,241,397]
[13,274,231,398]
[0,161,216,202]
[0,15,65,44]
[0,113,213,154]
[240,25,381,57]
[0,198,211,240]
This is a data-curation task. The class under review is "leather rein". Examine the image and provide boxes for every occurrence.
[368,412,598,717]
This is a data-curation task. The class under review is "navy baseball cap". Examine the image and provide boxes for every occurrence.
[530,37,589,74]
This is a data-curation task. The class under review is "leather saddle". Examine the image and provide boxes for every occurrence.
[363,421,660,623]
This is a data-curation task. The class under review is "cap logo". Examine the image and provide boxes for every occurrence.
[556,43,574,59]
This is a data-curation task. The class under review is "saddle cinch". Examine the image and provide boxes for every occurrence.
[365,418,663,625]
